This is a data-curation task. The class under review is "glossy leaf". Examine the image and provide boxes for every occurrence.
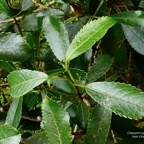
[21,13,38,31]
[0,125,21,144]
[5,97,23,128]
[66,17,116,62]
[0,33,31,61]
[85,105,112,144]
[112,10,144,27]
[76,102,89,131]
[0,0,11,15]
[42,97,72,144]
[43,15,70,62]
[87,55,114,83]
[85,82,144,119]
[51,76,75,93]
[8,70,48,98]
[122,24,144,55]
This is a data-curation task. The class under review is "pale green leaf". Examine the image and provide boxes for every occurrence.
[42,97,72,144]
[112,10,144,27]
[85,105,112,144]
[22,0,34,11]
[43,15,70,62]
[5,97,23,128]
[66,17,116,62]
[8,70,48,98]
[85,82,144,119]
[122,24,144,55]
[0,33,31,61]
[87,55,114,83]
[0,125,21,144]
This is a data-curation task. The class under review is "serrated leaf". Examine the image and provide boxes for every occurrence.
[112,10,144,27]
[87,55,114,83]
[122,24,144,55]
[0,0,11,15]
[51,76,75,93]
[5,97,23,128]
[76,102,89,131]
[43,15,70,62]
[42,97,72,144]
[66,17,116,62]
[85,82,144,119]
[0,124,21,144]
[0,33,31,61]
[85,105,112,144]
[8,70,48,98]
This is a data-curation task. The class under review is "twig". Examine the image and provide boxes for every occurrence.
[0,16,22,24]
[22,115,41,122]
[0,83,9,87]
[111,129,117,144]
[32,0,48,9]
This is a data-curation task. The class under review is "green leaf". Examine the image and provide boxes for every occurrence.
[131,0,141,7]
[0,61,15,73]
[5,97,23,128]
[0,0,11,15]
[66,17,116,62]
[76,102,89,131]
[21,13,38,31]
[112,11,144,27]
[8,70,48,98]
[42,97,72,144]
[0,124,21,144]
[122,24,144,55]
[22,0,34,11]
[85,82,144,119]
[87,55,114,83]
[0,33,31,61]
[51,76,75,93]
[43,15,70,62]
[85,105,112,144]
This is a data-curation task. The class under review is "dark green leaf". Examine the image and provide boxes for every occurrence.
[0,0,11,15]
[51,76,75,93]
[85,82,144,119]
[0,33,31,61]
[21,13,38,31]
[8,70,48,98]
[76,102,89,131]
[87,55,114,83]
[0,124,21,144]
[112,11,144,27]
[131,0,141,7]
[22,0,34,11]
[43,15,70,62]
[5,97,23,128]
[66,17,116,62]
[0,61,15,72]
[42,97,72,144]
[85,105,112,144]
[122,24,144,55]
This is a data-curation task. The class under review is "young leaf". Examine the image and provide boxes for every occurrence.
[85,82,144,119]
[0,124,21,144]
[5,97,23,128]
[85,105,112,144]
[112,10,144,28]
[42,97,72,144]
[76,102,89,131]
[51,76,75,93]
[43,15,70,62]
[122,24,144,55]
[8,70,48,98]
[0,33,31,61]
[66,17,116,62]
[87,55,114,83]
